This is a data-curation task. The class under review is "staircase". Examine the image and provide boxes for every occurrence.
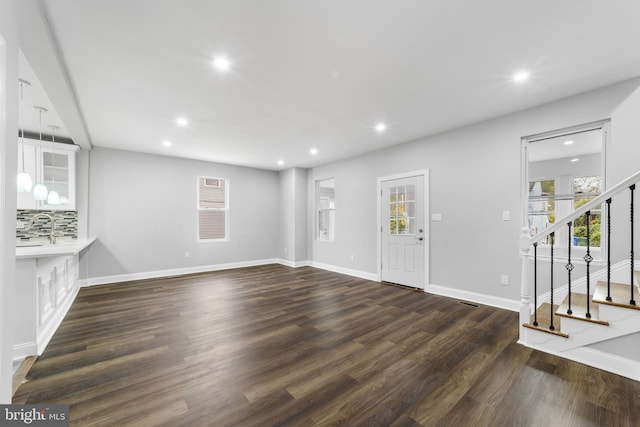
[519,172,640,381]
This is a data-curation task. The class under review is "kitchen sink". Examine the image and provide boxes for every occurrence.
[16,241,47,247]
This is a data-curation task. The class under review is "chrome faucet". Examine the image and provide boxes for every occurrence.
[27,213,56,244]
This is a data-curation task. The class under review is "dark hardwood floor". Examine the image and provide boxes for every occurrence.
[13,264,640,426]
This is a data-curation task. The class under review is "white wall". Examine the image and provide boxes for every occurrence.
[85,147,281,281]
[294,168,308,262]
[605,82,640,263]
[0,0,19,403]
[308,77,640,302]
[278,167,308,264]
[279,168,295,262]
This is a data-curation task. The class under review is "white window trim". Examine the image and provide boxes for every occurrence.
[197,176,229,242]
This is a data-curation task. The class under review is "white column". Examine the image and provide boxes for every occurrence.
[519,227,532,336]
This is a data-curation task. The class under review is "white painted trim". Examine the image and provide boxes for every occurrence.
[84,258,282,287]
[310,261,378,282]
[12,343,37,363]
[277,259,311,268]
[427,283,520,312]
[84,258,375,288]
[376,169,430,288]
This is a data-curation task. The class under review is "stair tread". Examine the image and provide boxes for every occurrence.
[556,293,609,325]
[524,303,568,337]
[593,281,640,311]
[522,322,569,338]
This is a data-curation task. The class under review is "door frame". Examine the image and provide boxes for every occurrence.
[377,169,430,288]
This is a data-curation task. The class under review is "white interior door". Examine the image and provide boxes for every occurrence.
[381,175,425,288]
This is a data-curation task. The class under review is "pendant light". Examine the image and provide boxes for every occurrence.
[47,125,60,205]
[17,79,33,192]
[32,106,49,201]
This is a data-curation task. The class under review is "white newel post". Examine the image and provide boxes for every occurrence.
[519,227,531,340]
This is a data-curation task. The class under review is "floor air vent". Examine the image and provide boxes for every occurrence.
[458,301,480,308]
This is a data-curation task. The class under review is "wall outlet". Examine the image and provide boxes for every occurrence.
[350,254,355,261]
[431,213,442,222]
[502,210,511,221]
[501,275,509,286]
[184,251,190,258]
[284,247,288,254]
[16,221,26,229]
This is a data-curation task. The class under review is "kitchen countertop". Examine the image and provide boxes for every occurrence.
[16,237,97,259]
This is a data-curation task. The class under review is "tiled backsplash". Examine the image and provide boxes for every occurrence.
[17,210,78,241]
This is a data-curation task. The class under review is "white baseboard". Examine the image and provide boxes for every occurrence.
[83,260,518,316]
[83,258,283,287]
[277,259,311,268]
[427,283,520,312]
[309,261,378,282]
[12,342,37,362]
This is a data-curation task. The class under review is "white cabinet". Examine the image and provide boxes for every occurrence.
[17,137,79,211]
[14,254,81,359]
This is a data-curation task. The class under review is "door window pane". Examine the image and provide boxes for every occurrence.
[389,185,416,235]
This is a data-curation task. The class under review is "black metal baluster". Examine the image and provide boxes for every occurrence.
[584,211,593,318]
[533,242,538,326]
[606,198,612,301]
[566,222,573,314]
[631,184,636,306]
[549,233,555,331]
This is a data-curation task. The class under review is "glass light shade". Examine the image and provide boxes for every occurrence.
[47,190,60,205]
[17,172,33,192]
[33,183,48,201]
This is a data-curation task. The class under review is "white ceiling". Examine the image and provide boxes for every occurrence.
[23,0,640,170]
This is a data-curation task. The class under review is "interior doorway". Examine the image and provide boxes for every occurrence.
[522,120,608,256]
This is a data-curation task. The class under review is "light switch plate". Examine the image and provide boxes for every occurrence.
[502,210,511,221]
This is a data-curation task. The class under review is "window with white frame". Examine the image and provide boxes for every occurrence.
[198,176,228,241]
[572,175,602,247]
[317,178,335,241]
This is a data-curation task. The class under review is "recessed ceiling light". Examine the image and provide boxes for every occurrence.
[570,158,580,162]
[277,160,284,166]
[310,148,318,155]
[213,56,231,72]
[512,71,530,83]
[564,140,574,145]
[163,140,172,147]
[176,117,188,127]
[375,123,387,133]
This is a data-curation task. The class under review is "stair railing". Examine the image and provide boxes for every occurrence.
[520,171,640,333]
